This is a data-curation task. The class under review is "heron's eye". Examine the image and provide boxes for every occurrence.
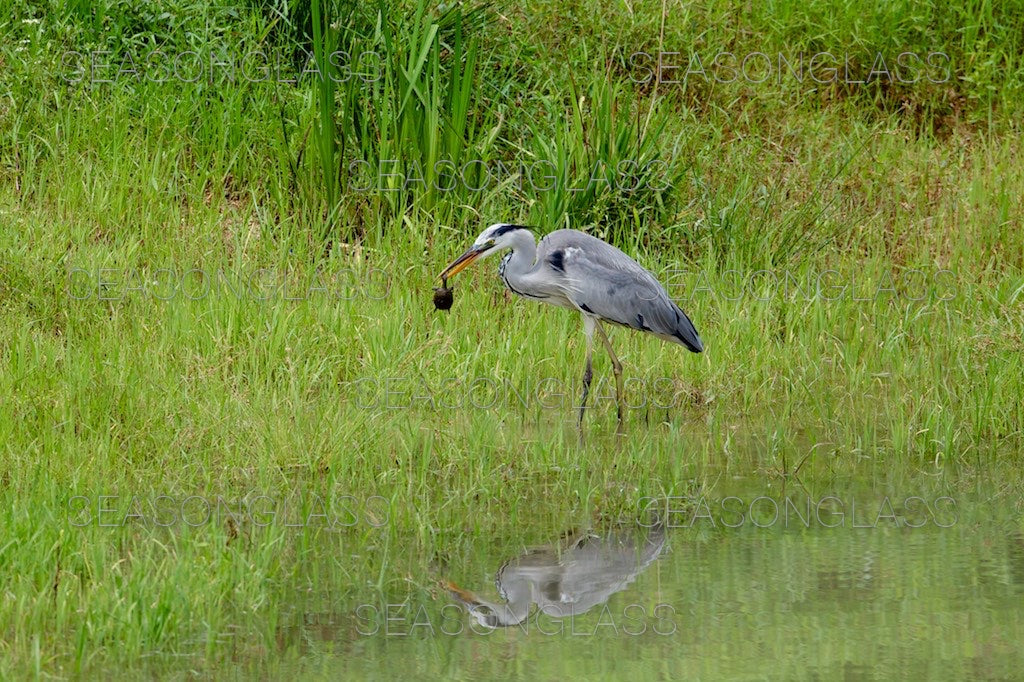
[486,239,496,247]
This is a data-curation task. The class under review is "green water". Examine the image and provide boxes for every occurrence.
[198,480,1024,680]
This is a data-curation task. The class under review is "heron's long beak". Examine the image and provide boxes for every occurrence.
[441,579,483,606]
[439,245,488,281]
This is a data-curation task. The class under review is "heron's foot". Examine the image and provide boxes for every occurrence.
[614,416,627,438]
[575,409,589,445]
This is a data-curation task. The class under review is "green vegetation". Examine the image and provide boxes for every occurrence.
[1,0,1022,677]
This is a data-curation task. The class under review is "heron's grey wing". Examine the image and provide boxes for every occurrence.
[537,530,668,616]
[539,230,704,352]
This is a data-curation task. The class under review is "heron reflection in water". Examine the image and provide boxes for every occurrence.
[444,522,667,629]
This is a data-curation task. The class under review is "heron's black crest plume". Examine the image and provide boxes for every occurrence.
[490,224,535,237]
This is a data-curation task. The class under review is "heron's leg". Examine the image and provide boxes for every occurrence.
[578,315,596,427]
[595,321,624,423]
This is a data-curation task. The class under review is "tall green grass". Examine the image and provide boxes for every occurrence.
[0,0,1023,676]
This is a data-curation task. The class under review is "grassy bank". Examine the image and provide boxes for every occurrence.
[1,0,1023,676]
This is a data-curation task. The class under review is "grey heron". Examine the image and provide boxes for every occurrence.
[438,223,704,425]
[444,523,667,629]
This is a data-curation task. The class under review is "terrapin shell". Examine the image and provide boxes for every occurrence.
[433,278,454,311]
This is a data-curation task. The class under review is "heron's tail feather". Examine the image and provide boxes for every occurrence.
[670,304,704,353]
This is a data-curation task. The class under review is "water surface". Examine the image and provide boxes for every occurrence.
[250,479,1024,680]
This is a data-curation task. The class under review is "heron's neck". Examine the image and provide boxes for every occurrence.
[479,579,532,628]
[498,231,538,290]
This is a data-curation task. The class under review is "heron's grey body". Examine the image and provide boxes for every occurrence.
[497,228,703,352]
[439,223,704,425]
[446,523,667,629]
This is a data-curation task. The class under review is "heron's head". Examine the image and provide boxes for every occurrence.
[442,579,529,629]
[438,223,533,281]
